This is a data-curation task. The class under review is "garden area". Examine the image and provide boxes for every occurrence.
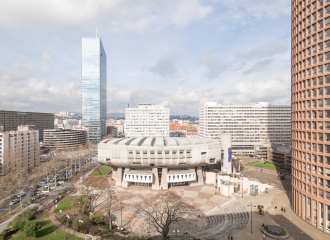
[246,161,287,171]
[262,225,288,237]
[90,165,112,176]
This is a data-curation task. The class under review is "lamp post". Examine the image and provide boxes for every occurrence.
[240,174,244,198]
[173,230,179,240]
[247,203,256,235]
[120,202,124,229]
[146,230,152,237]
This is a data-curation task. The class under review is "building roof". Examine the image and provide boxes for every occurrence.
[100,137,218,148]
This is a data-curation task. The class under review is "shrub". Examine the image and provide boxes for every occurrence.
[0,228,13,240]
[89,228,95,235]
[264,161,268,164]
[90,211,105,225]
[10,214,28,231]
[72,214,89,230]
[23,220,42,237]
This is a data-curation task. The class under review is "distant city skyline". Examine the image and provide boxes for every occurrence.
[0,0,291,116]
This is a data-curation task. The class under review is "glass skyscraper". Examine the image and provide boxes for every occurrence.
[81,37,107,143]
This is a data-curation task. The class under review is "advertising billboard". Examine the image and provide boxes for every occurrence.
[228,148,232,162]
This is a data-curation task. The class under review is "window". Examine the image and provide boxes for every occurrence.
[319,20,323,29]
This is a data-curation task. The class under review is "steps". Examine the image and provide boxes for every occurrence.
[197,201,249,239]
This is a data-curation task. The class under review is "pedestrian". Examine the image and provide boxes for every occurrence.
[262,223,265,228]
[228,235,230,240]
[266,188,267,193]
[275,206,277,211]
[281,207,283,212]
[231,236,233,240]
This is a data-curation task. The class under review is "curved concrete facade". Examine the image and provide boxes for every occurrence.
[292,0,330,233]
[98,137,227,189]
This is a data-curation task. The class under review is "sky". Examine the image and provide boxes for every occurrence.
[0,0,291,116]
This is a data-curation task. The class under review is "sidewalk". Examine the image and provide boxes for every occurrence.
[0,203,39,232]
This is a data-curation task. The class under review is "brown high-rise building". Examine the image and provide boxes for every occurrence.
[292,0,330,233]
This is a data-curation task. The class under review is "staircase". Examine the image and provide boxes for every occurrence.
[197,201,249,239]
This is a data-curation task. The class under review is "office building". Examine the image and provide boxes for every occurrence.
[81,37,107,143]
[0,110,54,141]
[199,102,291,153]
[43,129,87,151]
[0,125,40,176]
[125,104,169,138]
[291,0,330,233]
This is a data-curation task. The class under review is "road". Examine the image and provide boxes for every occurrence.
[0,157,98,218]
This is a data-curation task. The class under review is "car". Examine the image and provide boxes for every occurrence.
[44,185,49,189]
[49,179,55,183]
[34,184,39,188]
[10,199,19,205]
[44,179,48,184]
[17,191,26,198]
[29,192,35,197]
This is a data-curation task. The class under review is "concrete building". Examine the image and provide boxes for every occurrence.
[125,104,169,138]
[58,111,69,117]
[81,37,107,143]
[291,0,330,233]
[98,134,233,189]
[0,125,40,176]
[199,102,291,153]
[0,110,54,141]
[43,129,87,151]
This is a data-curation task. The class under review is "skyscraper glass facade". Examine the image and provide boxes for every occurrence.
[81,38,107,142]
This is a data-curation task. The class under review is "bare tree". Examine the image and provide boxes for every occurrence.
[103,182,120,230]
[135,191,196,240]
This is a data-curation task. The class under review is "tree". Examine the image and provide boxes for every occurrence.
[23,220,42,237]
[102,182,120,230]
[135,191,197,240]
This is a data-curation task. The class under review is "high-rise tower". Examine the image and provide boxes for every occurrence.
[292,0,330,233]
[81,37,107,142]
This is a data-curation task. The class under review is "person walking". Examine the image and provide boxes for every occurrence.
[281,207,283,212]
[275,206,277,211]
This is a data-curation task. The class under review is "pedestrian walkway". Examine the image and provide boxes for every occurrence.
[0,203,39,232]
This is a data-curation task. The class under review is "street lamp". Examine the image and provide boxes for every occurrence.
[247,203,256,235]
[240,174,244,199]
[120,202,124,229]
[173,230,179,239]
[146,230,152,237]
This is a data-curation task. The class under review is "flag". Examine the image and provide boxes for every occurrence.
[263,234,266,240]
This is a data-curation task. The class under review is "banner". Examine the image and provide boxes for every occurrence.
[228,148,232,162]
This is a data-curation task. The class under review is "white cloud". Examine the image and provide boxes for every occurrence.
[0,0,212,32]
[236,40,288,59]
[242,58,274,75]
[200,53,229,79]
[0,79,81,112]
[214,0,290,21]
[148,53,180,77]
[222,74,290,104]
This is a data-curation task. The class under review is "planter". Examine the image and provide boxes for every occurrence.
[260,226,289,239]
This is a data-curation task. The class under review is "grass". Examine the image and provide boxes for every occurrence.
[54,197,85,213]
[90,165,112,176]
[264,225,287,236]
[246,162,286,171]
[9,216,83,240]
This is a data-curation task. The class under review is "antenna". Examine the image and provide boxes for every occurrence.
[96,28,97,38]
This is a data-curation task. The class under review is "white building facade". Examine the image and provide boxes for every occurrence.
[125,104,169,138]
[199,102,291,154]
[98,136,233,189]
[0,125,40,176]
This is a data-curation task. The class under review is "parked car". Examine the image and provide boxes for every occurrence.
[44,185,49,189]
[29,192,35,197]
[44,179,48,184]
[10,199,19,205]
[17,191,26,198]
[49,179,55,183]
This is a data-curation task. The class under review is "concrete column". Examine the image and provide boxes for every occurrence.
[152,168,160,190]
[121,168,131,187]
[197,166,204,185]
[221,133,232,174]
[160,167,168,190]
[116,167,123,186]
